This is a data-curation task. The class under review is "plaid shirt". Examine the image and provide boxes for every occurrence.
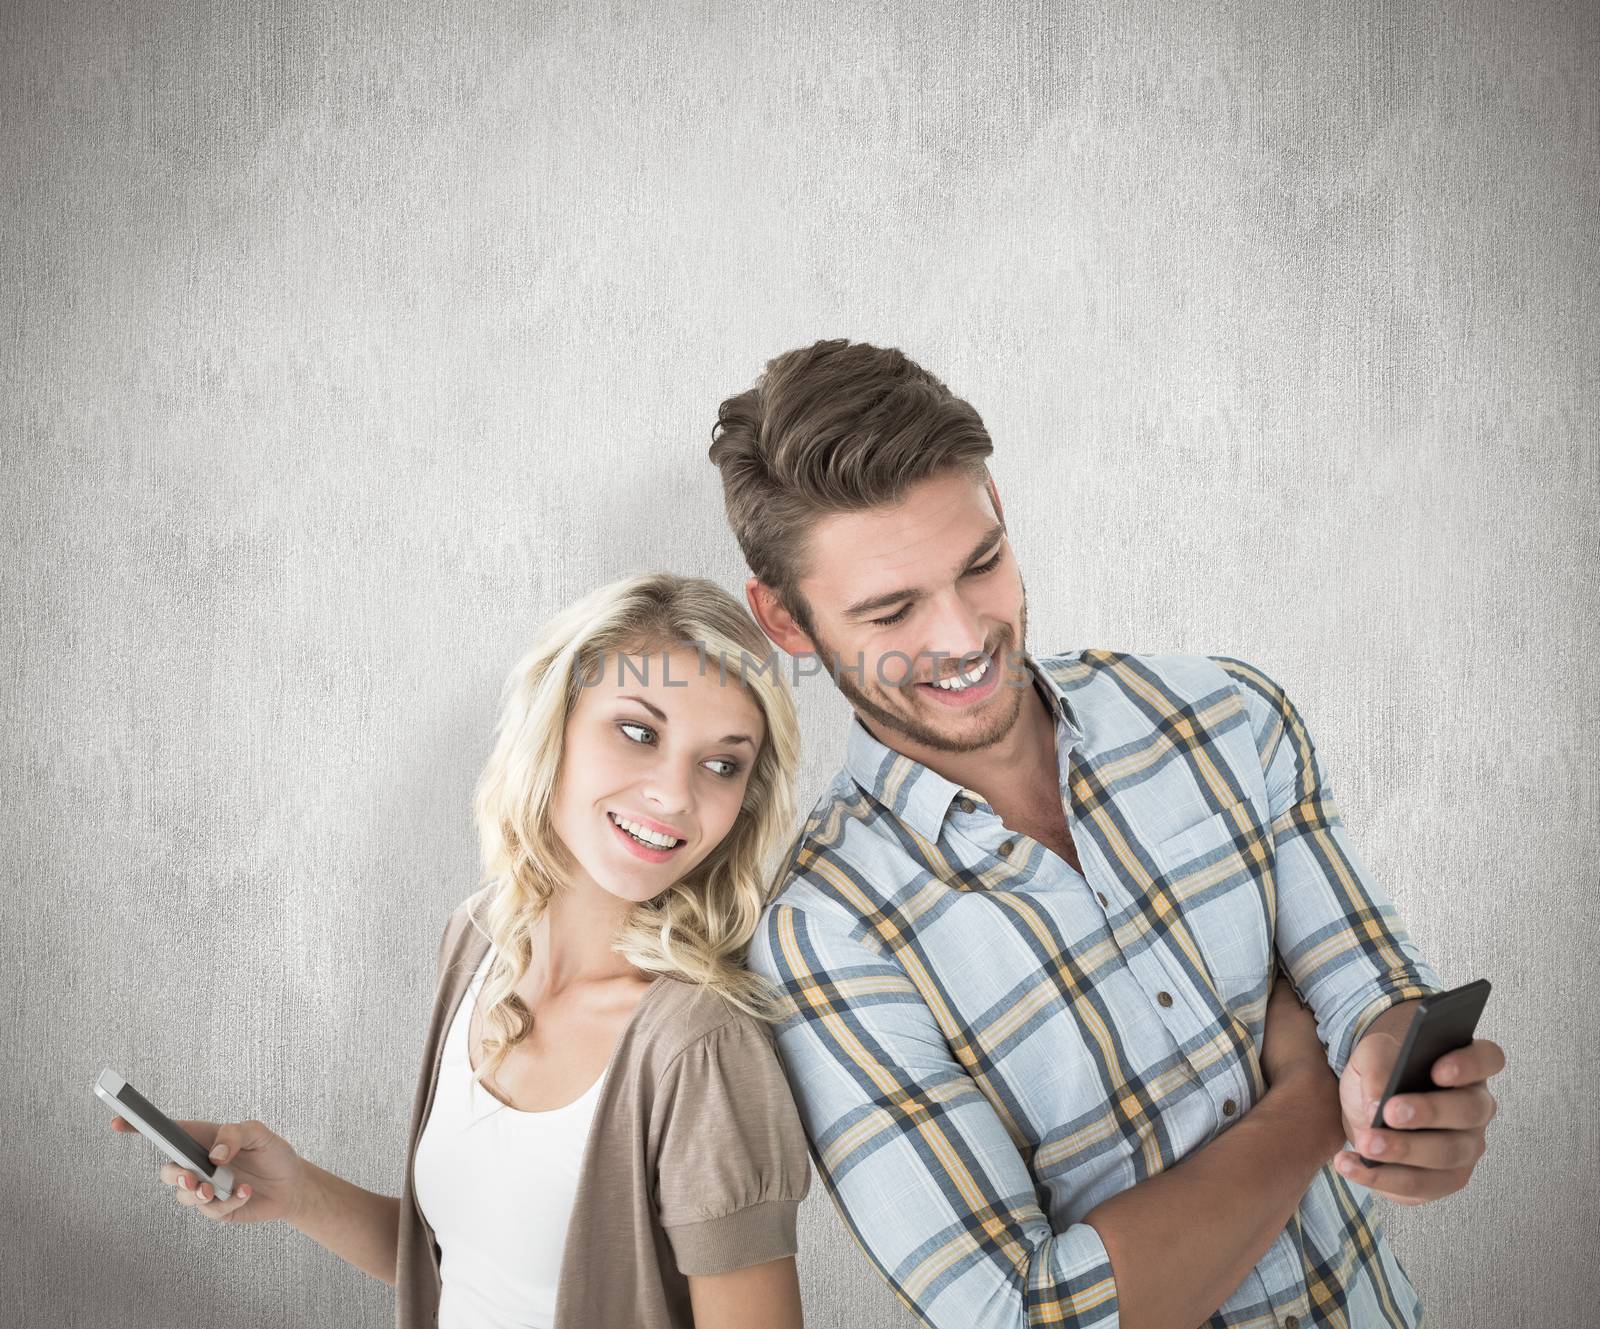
[749,648,1444,1329]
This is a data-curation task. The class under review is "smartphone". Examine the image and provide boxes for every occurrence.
[1356,978,1491,1168]
[94,1068,235,1201]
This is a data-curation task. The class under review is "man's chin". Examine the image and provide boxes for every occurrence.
[868,681,1022,754]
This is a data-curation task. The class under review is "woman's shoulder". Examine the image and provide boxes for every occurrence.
[428,885,496,985]
[457,882,496,927]
[436,883,494,940]
[634,975,781,1075]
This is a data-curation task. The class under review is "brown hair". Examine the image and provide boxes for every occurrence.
[707,338,994,633]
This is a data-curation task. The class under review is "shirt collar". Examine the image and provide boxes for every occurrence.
[844,648,1083,843]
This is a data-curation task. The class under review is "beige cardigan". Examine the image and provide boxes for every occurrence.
[394,886,811,1328]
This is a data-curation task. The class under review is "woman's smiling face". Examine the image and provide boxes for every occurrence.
[548,644,766,906]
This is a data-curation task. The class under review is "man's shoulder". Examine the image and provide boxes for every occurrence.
[1034,645,1253,699]
[1035,646,1289,736]
[763,773,881,889]
[750,775,900,975]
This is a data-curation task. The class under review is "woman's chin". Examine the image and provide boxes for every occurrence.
[587,864,681,907]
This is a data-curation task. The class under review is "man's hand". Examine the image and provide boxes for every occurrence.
[1333,1001,1505,1205]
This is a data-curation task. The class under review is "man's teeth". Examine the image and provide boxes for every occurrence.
[609,812,681,849]
[929,651,993,691]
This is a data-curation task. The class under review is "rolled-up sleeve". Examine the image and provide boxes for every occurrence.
[749,893,1120,1329]
[1212,656,1445,1075]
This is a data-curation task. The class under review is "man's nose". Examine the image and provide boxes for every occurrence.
[926,590,988,668]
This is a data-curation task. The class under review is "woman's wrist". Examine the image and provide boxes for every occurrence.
[282,1155,402,1285]
[284,1154,326,1232]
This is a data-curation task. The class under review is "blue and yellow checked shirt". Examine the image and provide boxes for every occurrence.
[749,648,1444,1329]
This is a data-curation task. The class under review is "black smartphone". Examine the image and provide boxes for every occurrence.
[1356,978,1491,1168]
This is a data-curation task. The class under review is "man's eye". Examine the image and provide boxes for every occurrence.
[970,550,1004,575]
[868,551,1003,628]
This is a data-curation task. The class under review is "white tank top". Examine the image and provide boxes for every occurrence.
[413,944,603,1329]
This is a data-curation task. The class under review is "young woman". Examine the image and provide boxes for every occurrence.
[110,572,811,1329]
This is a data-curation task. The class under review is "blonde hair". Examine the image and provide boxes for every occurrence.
[461,571,801,1099]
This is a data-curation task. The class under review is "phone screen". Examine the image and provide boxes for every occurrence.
[109,1078,216,1178]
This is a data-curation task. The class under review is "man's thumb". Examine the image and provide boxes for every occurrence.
[1345,1030,1400,1112]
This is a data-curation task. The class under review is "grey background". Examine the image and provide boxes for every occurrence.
[3,0,1595,1326]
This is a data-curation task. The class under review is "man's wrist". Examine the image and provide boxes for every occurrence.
[1354,997,1422,1055]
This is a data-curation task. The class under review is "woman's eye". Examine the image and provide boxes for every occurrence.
[620,722,739,779]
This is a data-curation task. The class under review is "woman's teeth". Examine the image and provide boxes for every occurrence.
[609,812,681,849]
[929,650,993,691]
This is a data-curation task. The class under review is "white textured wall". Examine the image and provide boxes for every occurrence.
[4,1,1595,1326]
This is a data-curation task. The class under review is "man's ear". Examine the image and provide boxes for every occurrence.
[745,576,818,659]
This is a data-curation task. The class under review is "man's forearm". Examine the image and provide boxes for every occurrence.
[288,1157,403,1286]
[1082,1079,1340,1329]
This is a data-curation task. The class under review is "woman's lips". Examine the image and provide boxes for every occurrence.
[607,811,684,863]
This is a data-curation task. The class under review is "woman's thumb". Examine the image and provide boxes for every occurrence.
[207,1120,257,1164]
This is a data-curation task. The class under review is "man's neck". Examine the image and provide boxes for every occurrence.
[860,678,1062,813]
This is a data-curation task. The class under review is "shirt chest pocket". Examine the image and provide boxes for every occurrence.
[1144,802,1276,1009]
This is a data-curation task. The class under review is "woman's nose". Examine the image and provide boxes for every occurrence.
[639,762,693,814]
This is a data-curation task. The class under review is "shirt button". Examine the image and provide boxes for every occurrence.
[1156,990,1173,1007]
[1223,1098,1238,1116]
[958,797,976,814]
[998,839,1014,857]
[1285,1317,1300,1329]
[1096,891,1108,907]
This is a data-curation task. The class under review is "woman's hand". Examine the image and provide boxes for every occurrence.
[109,1114,308,1225]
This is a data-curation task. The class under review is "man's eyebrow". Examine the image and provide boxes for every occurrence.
[617,695,755,748]
[842,522,1006,619]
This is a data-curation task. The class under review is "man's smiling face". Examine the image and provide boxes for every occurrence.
[751,467,1033,755]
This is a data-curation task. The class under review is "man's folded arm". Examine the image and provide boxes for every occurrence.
[1211,656,1445,1076]
[750,892,1338,1329]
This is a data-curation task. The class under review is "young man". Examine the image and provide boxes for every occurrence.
[706,339,1504,1329]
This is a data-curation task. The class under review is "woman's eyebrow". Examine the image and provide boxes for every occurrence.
[618,695,755,747]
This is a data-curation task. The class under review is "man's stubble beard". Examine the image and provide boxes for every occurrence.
[798,578,1032,756]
